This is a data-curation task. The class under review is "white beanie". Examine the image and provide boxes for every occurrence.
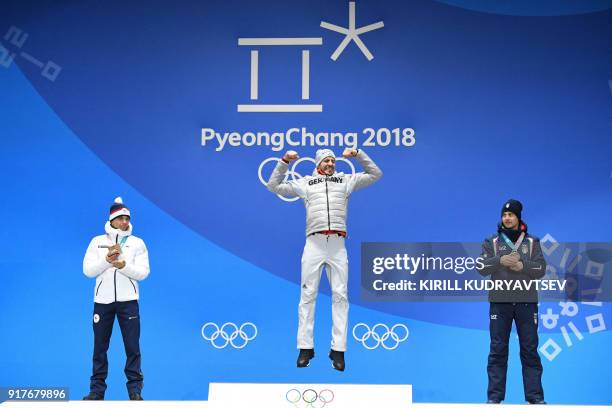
[315,149,335,168]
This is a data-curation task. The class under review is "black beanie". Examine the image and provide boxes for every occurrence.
[501,199,522,220]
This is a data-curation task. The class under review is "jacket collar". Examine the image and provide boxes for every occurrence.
[105,221,132,243]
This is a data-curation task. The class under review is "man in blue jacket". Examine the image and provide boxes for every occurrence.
[477,199,546,405]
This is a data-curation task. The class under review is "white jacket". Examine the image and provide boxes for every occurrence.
[83,222,150,304]
[267,150,382,236]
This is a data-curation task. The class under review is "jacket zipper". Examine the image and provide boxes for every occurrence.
[325,176,331,230]
[96,278,103,296]
[129,278,137,294]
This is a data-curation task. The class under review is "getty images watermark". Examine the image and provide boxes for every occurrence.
[361,242,612,302]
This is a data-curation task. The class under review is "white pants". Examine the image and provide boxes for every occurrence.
[297,234,349,352]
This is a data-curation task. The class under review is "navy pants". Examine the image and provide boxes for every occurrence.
[487,302,544,403]
[90,300,143,396]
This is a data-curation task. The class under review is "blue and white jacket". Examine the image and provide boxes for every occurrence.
[83,222,150,304]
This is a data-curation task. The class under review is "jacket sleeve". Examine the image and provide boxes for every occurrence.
[476,238,500,276]
[266,160,305,198]
[119,239,150,281]
[83,238,110,278]
[347,150,383,194]
[521,238,546,279]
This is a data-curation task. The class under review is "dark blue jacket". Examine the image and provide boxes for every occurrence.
[477,224,546,302]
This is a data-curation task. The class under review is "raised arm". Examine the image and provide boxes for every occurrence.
[266,150,306,199]
[345,149,383,193]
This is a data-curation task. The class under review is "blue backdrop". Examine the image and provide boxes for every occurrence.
[1,0,611,403]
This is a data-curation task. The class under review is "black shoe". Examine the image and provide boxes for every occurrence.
[328,349,345,371]
[129,392,144,401]
[486,400,501,404]
[528,401,547,405]
[297,349,315,368]
[83,392,104,400]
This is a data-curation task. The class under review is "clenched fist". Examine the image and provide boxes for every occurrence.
[342,148,358,158]
[500,252,520,267]
[509,261,524,272]
[112,260,126,269]
[282,150,299,162]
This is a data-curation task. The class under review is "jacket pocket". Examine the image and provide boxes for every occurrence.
[95,278,104,296]
[129,278,137,294]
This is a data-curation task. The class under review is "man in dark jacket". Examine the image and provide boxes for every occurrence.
[477,199,546,405]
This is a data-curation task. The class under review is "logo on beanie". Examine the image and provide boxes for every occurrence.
[506,203,510,209]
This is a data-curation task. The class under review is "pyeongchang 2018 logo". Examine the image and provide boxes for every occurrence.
[237,1,383,113]
[200,2,416,152]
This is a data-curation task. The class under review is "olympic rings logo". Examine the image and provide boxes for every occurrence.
[352,323,410,350]
[286,389,334,408]
[258,156,356,202]
[200,322,257,349]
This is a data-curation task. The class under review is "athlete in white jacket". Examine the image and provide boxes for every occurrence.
[82,197,149,401]
[267,148,382,371]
